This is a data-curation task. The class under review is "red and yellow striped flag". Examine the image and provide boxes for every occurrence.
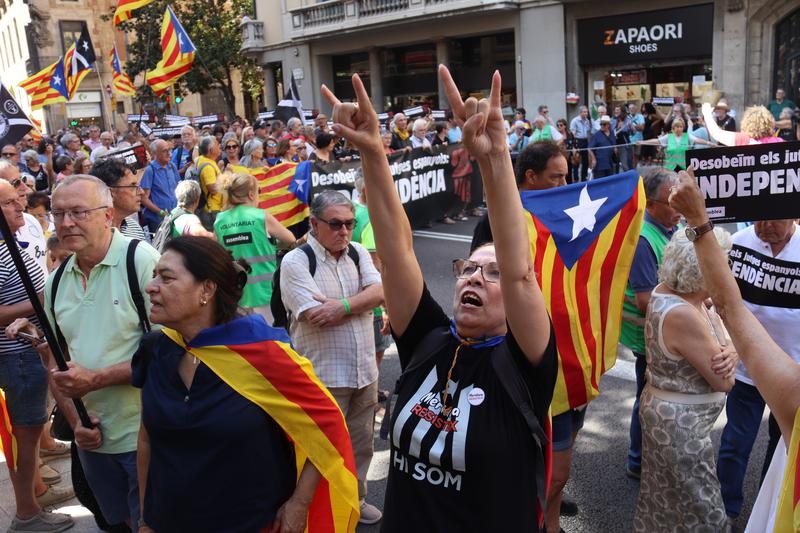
[0,391,17,472]
[109,46,137,96]
[113,0,156,25]
[18,59,67,110]
[775,407,800,532]
[236,162,310,228]
[162,315,359,532]
[521,170,645,416]
[146,6,196,96]
[30,116,43,143]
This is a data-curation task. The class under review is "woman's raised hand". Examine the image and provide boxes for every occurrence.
[439,65,508,161]
[321,75,381,153]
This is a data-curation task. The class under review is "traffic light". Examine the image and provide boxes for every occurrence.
[70,119,78,126]
[175,95,182,104]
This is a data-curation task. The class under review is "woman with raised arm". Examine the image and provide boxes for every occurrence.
[669,169,800,532]
[321,67,557,532]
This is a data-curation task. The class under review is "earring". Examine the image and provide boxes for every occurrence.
[200,298,207,306]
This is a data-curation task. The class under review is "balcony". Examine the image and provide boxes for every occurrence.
[240,18,266,57]
[288,0,517,39]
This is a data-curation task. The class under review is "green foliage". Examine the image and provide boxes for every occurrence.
[104,0,263,117]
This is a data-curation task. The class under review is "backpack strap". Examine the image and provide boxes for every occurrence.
[379,326,452,440]
[49,256,72,359]
[126,240,151,334]
[491,344,548,528]
[299,243,317,278]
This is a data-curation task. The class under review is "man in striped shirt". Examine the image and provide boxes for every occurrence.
[90,159,150,242]
[0,179,74,531]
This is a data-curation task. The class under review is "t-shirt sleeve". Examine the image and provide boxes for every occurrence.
[392,283,449,368]
[628,237,659,293]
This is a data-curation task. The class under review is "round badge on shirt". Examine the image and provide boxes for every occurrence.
[468,387,485,406]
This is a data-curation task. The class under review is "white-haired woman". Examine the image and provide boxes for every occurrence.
[238,139,266,170]
[634,228,737,533]
[168,180,214,238]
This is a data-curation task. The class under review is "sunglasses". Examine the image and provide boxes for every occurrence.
[9,178,23,188]
[316,217,355,231]
[452,259,501,283]
[1,152,16,157]
[225,144,240,149]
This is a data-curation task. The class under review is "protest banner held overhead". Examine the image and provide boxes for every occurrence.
[687,141,800,223]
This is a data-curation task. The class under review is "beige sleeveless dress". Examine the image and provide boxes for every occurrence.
[633,292,730,533]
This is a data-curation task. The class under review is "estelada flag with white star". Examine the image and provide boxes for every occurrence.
[65,26,97,100]
[146,5,196,96]
[521,170,645,416]
[245,160,311,228]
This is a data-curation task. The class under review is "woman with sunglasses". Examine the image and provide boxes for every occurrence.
[219,133,241,170]
[322,67,556,532]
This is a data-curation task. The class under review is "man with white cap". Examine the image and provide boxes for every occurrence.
[588,115,617,178]
[507,120,529,152]
[714,100,736,132]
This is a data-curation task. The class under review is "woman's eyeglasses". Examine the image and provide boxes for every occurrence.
[452,259,501,283]
[225,144,239,150]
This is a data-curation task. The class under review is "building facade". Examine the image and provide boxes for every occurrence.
[242,0,800,122]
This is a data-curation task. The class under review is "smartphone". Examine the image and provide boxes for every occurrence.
[16,331,42,345]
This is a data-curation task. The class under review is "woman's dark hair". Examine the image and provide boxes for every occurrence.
[276,138,292,158]
[316,132,334,150]
[515,141,567,186]
[53,155,73,174]
[212,124,226,138]
[163,236,250,324]
[27,191,51,211]
[434,122,447,135]
[643,102,656,115]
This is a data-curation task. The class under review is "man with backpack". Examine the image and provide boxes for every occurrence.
[195,136,223,229]
[44,175,159,529]
[140,139,181,233]
[170,126,195,178]
[278,190,385,525]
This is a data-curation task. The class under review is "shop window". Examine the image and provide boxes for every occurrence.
[449,32,516,109]
[332,52,370,102]
[381,44,437,111]
[59,21,85,54]
[774,8,800,104]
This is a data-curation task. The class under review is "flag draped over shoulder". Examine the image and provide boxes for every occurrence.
[146,6,196,96]
[774,407,800,532]
[18,59,68,110]
[238,161,310,227]
[0,391,17,472]
[109,46,137,96]
[520,170,645,416]
[113,0,156,25]
[161,315,359,532]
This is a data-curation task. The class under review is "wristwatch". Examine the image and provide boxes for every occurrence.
[685,220,714,242]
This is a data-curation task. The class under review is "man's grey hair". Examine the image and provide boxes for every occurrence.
[310,189,354,219]
[642,167,677,201]
[287,117,302,130]
[175,180,201,208]
[55,174,114,206]
[198,135,216,156]
[240,139,264,168]
[149,139,167,154]
[180,125,195,135]
[60,133,79,148]
[659,227,732,294]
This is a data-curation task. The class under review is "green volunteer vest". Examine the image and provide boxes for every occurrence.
[532,124,552,142]
[352,202,369,244]
[214,205,277,308]
[664,133,689,170]
[619,221,671,353]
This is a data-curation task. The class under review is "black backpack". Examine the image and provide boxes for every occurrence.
[271,243,360,329]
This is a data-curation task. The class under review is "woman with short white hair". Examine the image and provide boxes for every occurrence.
[634,227,737,532]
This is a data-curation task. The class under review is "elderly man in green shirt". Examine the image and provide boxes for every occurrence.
[46,174,159,529]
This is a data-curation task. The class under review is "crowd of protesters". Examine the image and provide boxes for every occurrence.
[0,71,798,533]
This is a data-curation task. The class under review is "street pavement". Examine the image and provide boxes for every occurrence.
[0,216,770,532]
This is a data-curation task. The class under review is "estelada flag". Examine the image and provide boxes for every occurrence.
[232,161,310,228]
[109,46,137,96]
[0,390,17,472]
[18,58,68,110]
[520,170,645,416]
[775,407,800,532]
[161,315,359,532]
[146,5,196,96]
[113,0,156,25]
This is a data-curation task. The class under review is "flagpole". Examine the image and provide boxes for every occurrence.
[0,209,93,429]
[136,9,158,132]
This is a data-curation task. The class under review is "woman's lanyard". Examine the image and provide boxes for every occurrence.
[440,320,505,414]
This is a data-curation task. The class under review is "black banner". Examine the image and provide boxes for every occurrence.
[577,4,713,65]
[687,141,800,223]
[730,244,800,308]
[98,143,148,171]
[308,145,458,223]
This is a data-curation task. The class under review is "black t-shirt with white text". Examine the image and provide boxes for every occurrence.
[382,285,557,533]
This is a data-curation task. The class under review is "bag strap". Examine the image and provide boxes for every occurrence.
[49,256,72,359]
[379,326,452,440]
[126,240,151,334]
[298,243,317,278]
[491,344,548,527]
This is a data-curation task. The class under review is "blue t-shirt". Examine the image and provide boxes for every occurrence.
[132,332,296,532]
[447,126,463,144]
[589,131,616,171]
[140,161,181,224]
[170,145,193,169]
[628,212,676,293]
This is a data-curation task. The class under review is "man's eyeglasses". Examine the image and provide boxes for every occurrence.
[52,206,108,222]
[316,217,355,231]
[9,179,23,189]
[110,184,143,192]
[1,152,16,157]
[452,259,501,283]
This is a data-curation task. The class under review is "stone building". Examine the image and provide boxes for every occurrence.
[241,0,800,121]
